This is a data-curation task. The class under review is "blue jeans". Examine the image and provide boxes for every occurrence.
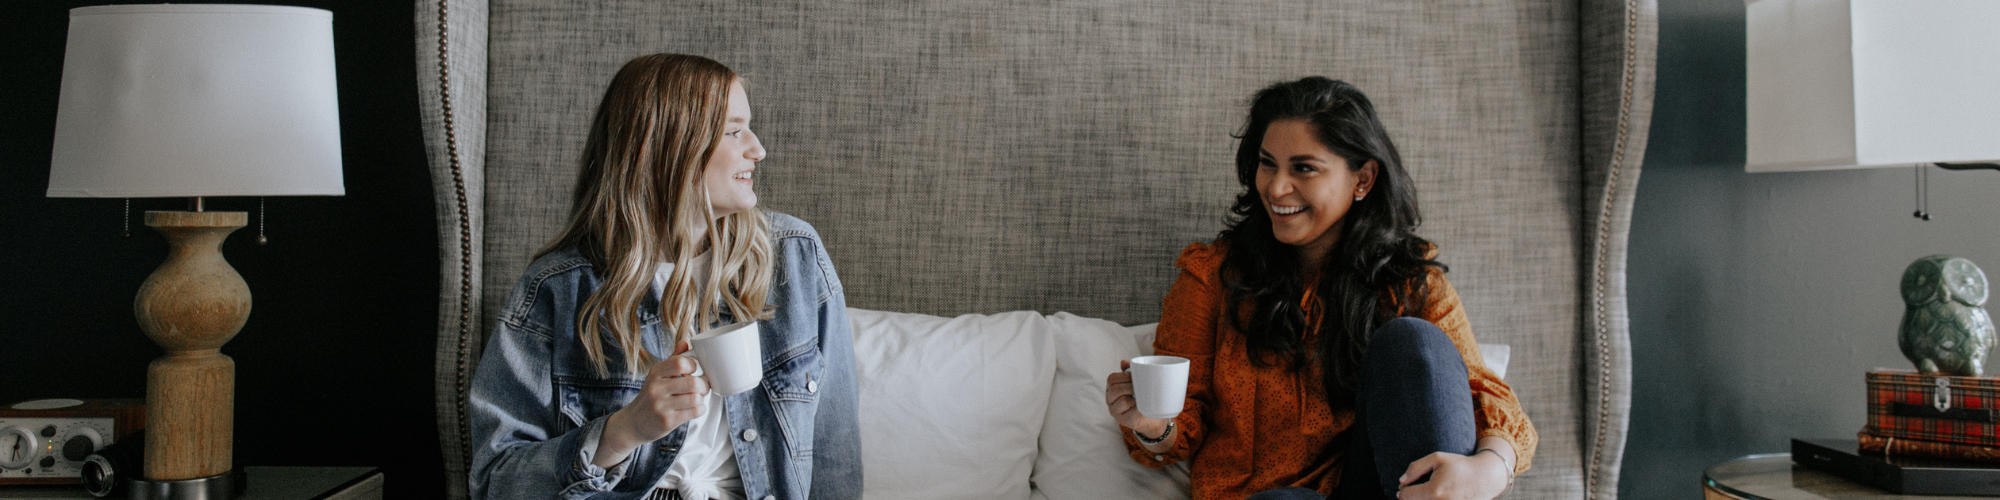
[1247,317,1478,500]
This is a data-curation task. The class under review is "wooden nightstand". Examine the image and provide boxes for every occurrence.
[0,466,380,500]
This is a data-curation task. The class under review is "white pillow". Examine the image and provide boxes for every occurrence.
[849,308,1056,500]
[1478,343,1510,381]
[1030,313,1190,500]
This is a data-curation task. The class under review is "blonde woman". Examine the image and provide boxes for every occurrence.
[469,54,860,500]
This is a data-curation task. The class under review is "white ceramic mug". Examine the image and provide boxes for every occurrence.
[1128,355,1190,419]
[690,321,763,396]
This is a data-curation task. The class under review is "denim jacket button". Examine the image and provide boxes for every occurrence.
[807,379,818,394]
[762,496,775,500]
[742,429,758,442]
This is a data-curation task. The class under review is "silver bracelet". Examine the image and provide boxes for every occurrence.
[1474,448,1515,485]
[1134,420,1175,445]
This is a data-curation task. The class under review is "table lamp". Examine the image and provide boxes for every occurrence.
[1747,0,2000,173]
[46,4,343,494]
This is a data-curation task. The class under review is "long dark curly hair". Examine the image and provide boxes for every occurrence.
[1218,77,1444,401]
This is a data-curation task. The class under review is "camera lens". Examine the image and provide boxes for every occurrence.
[81,454,114,497]
[77,430,138,499]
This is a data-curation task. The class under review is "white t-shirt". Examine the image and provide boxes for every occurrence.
[650,253,744,500]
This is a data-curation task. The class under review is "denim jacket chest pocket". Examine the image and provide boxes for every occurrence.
[553,373,642,433]
[550,319,668,433]
[761,339,823,459]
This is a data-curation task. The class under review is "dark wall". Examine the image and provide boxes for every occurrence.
[0,2,442,498]
[1623,0,2000,497]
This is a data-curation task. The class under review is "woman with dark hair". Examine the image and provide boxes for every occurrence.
[1103,78,1535,500]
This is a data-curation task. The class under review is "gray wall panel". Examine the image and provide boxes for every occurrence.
[1624,0,2000,497]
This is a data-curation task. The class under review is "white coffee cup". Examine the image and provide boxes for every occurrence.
[690,321,763,396]
[1128,355,1190,419]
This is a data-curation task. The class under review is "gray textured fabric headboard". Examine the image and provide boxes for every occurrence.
[415,1,1656,498]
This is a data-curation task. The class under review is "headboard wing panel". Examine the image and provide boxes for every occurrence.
[418,1,1656,498]
[414,1,485,499]
[1580,1,1657,498]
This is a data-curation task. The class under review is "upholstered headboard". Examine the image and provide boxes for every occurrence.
[415,1,1656,498]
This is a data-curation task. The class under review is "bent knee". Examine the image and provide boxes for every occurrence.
[1367,317,1456,363]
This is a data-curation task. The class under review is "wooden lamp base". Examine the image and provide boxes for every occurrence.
[134,211,250,481]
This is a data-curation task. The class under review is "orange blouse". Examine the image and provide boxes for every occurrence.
[1121,242,1536,499]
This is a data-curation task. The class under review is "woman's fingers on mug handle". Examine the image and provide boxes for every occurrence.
[1106,394,1138,423]
[644,352,699,380]
[669,388,705,411]
[1105,374,1134,403]
[671,355,700,378]
[669,341,698,378]
[670,364,710,396]
[1121,359,1132,371]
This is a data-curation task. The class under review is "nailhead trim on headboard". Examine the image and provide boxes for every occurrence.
[1585,0,1640,498]
[433,0,477,480]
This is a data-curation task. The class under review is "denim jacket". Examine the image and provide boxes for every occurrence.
[469,213,861,500]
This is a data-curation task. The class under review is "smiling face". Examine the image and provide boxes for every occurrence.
[1255,119,1377,261]
[702,80,764,218]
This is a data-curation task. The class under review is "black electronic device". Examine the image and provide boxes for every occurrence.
[1792,437,2000,496]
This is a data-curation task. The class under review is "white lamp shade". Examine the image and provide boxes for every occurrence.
[1746,0,2000,172]
[48,4,344,197]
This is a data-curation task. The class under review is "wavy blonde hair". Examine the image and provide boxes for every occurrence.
[540,54,774,376]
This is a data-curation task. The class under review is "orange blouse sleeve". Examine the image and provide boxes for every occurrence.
[1415,269,1538,474]
[1121,243,1222,468]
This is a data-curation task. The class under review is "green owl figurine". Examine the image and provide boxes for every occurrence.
[1900,255,1996,376]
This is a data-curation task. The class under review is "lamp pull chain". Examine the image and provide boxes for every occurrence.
[257,197,268,245]
[122,198,132,238]
[1914,164,1932,221]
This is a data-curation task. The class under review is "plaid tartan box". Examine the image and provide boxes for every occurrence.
[1867,369,2000,447]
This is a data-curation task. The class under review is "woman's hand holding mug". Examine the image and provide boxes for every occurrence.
[1106,359,1175,451]
[594,340,709,468]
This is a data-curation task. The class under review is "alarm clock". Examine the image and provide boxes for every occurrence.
[0,399,144,485]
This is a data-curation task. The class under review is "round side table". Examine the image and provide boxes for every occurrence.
[1704,453,1991,499]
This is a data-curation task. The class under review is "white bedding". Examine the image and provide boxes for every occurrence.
[846,308,1508,500]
